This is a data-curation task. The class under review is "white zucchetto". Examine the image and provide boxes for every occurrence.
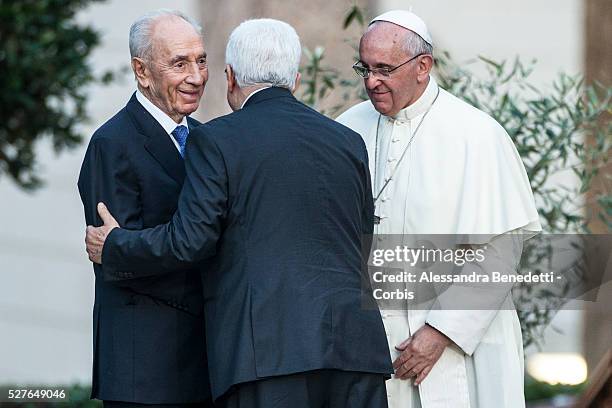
[370,10,433,46]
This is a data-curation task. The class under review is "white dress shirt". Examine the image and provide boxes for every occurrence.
[136,90,188,153]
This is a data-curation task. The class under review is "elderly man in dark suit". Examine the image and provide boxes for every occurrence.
[77,9,212,408]
[85,18,392,408]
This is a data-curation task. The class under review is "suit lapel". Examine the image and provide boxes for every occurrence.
[126,94,185,185]
[186,116,200,132]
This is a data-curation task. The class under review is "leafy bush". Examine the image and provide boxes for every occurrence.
[0,0,110,190]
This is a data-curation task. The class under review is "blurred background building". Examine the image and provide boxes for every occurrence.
[0,0,609,400]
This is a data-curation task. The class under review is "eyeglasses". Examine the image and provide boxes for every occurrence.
[352,53,426,79]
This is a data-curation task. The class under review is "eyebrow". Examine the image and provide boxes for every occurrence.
[373,62,393,69]
[169,52,207,65]
[358,60,393,69]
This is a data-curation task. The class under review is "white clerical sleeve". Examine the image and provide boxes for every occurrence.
[426,230,524,355]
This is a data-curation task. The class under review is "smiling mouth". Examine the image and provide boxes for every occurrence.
[178,90,201,100]
[369,91,390,100]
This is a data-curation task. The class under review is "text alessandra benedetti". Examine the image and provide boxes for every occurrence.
[372,271,557,283]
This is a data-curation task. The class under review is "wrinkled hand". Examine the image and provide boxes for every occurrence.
[85,202,120,264]
[393,324,452,385]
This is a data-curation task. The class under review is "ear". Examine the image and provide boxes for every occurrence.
[417,55,434,83]
[131,57,150,88]
[291,72,301,93]
[225,64,236,93]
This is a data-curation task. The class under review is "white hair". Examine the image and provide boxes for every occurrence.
[129,9,202,59]
[225,19,301,90]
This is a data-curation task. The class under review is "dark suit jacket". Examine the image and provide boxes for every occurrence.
[101,87,393,400]
[77,93,211,404]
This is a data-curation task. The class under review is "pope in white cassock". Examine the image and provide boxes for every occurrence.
[337,10,542,408]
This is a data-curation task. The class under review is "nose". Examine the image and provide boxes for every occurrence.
[365,75,381,90]
[186,62,206,86]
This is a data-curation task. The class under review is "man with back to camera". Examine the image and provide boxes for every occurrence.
[77,9,213,407]
[84,18,393,408]
[337,9,541,408]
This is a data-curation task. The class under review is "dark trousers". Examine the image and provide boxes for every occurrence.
[216,369,388,408]
[103,401,214,408]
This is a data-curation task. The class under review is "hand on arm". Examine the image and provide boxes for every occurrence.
[87,127,228,278]
[86,202,119,264]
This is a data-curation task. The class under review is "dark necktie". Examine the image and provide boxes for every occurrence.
[171,125,189,158]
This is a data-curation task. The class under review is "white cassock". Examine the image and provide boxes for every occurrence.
[337,76,542,408]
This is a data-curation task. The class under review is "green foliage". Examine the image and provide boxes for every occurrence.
[300,46,338,110]
[0,0,110,190]
[299,4,612,350]
[524,376,586,401]
[298,2,368,116]
[343,3,365,29]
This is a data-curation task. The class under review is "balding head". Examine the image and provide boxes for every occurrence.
[362,22,411,62]
[129,9,202,60]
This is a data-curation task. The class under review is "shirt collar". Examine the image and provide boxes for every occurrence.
[390,76,439,122]
[241,86,272,109]
[136,90,188,134]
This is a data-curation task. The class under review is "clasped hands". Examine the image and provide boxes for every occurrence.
[393,324,452,385]
[85,202,120,264]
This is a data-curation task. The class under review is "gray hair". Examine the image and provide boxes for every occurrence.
[367,21,433,57]
[129,9,202,60]
[404,29,433,57]
[225,19,301,90]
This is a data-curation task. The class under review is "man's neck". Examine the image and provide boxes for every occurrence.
[389,76,438,121]
[402,76,430,110]
[135,89,187,133]
[137,86,184,124]
[237,85,271,109]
